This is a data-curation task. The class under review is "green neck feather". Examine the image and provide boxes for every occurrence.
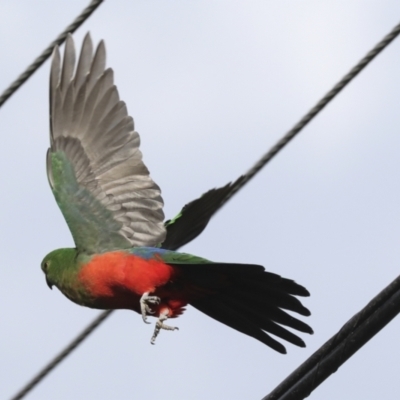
[41,248,92,305]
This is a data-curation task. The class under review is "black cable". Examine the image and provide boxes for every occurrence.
[8,15,400,400]
[221,19,400,207]
[0,0,104,108]
[9,310,113,400]
[262,274,400,400]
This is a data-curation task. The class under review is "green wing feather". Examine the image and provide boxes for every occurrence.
[48,33,165,254]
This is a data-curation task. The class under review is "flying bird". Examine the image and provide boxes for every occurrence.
[41,33,312,353]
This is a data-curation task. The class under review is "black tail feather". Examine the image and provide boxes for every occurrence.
[174,262,312,352]
[216,293,309,347]
[192,299,287,354]
[241,273,310,297]
[221,287,313,334]
[235,281,311,316]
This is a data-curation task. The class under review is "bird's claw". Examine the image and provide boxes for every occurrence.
[150,312,179,345]
[140,292,160,324]
[146,306,155,315]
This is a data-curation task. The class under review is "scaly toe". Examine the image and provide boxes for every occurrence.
[150,312,179,344]
[140,292,160,324]
[147,296,160,305]
[145,304,155,314]
[156,321,179,331]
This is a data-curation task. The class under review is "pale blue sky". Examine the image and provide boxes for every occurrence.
[1,1,400,399]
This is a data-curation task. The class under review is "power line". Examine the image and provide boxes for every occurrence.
[0,0,104,108]
[9,311,113,400]
[262,274,400,400]
[8,15,400,400]
[221,18,400,207]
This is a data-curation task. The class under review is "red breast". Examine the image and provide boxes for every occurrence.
[77,251,187,316]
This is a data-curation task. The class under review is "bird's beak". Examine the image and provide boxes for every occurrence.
[46,276,53,290]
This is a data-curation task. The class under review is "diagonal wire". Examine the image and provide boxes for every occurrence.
[220,19,400,208]
[0,0,104,108]
[9,16,400,400]
[262,274,400,400]
[9,311,113,400]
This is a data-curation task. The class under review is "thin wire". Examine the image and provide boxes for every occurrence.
[220,19,400,207]
[0,0,104,108]
[9,16,400,400]
[9,310,113,400]
[262,274,400,400]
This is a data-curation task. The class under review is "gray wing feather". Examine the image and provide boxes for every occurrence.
[48,33,166,252]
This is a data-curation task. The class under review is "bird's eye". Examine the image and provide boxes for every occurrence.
[42,261,49,272]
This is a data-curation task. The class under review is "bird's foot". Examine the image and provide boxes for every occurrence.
[140,292,160,324]
[151,311,179,345]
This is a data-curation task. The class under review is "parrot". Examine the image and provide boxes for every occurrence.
[41,33,313,353]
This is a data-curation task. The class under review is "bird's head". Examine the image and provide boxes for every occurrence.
[41,248,78,290]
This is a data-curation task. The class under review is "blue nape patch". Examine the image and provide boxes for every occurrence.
[130,247,173,260]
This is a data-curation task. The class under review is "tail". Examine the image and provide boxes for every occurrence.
[172,262,312,353]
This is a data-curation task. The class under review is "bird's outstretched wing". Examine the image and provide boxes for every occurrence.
[47,33,165,254]
[162,177,244,250]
